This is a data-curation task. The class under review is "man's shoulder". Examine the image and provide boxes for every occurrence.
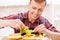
[39,16,49,24]
[16,11,28,19]
[39,16,47,20]
[17,11,28,16]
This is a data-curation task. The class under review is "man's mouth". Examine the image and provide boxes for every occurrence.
[32,16,36,20]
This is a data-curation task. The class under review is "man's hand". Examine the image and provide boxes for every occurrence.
[33,24,46,33]
[8,19,25,30]
[0,19,25,30]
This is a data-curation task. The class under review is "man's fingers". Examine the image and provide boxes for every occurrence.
[34,25,41,32]
[34,24,45,32]
[38,27,45,33]
[16,19,25,30]
[34,26,44,32]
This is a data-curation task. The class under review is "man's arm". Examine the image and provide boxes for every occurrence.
[0,14,18,19]
[44,29,60,40]
[34,24,60,40]
[39,16,59,32]
[0,19,25,30]
[0,13,25,29]
[44,19,59,32]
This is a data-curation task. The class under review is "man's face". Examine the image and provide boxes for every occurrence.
[29,0,46,21]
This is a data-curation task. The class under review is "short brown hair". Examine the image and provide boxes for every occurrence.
[30,0,46,5]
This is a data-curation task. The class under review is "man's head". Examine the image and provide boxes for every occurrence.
[28,0,46,22]
[30,0,46,5]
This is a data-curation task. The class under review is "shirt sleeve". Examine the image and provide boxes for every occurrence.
[0,13,24,33]
[44,18,59,32]
[0,14,18,19]
[0,13,23,20]
[40,16,59,32]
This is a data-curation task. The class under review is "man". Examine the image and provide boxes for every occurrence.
[0,0,59,34]
[0,0,58,32]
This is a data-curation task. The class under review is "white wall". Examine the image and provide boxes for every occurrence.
[0,0,30,6]
[53,5,60,31]
[0,6,28,17]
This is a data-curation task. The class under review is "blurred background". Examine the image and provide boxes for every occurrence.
[0,0,60,31]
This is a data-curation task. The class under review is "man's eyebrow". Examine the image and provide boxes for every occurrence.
[34,0,45,3]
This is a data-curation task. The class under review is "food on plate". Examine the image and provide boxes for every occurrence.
[8,26,43,40]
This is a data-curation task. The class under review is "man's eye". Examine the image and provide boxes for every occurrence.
[32,7,36,9]
[39,9,43,12]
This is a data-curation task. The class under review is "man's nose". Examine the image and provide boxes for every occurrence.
[34,10,38,15]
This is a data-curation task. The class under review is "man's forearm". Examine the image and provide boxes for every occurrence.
[0,20,10,28]
[0,19,25,30]
[44,29,60,40]
[0,19,17,28]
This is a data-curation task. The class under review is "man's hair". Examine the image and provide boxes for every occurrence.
[30,0,46,5]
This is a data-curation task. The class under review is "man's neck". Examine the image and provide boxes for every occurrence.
[30,19,35,23]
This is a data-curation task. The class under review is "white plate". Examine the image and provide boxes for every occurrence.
[0,26,14,40]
